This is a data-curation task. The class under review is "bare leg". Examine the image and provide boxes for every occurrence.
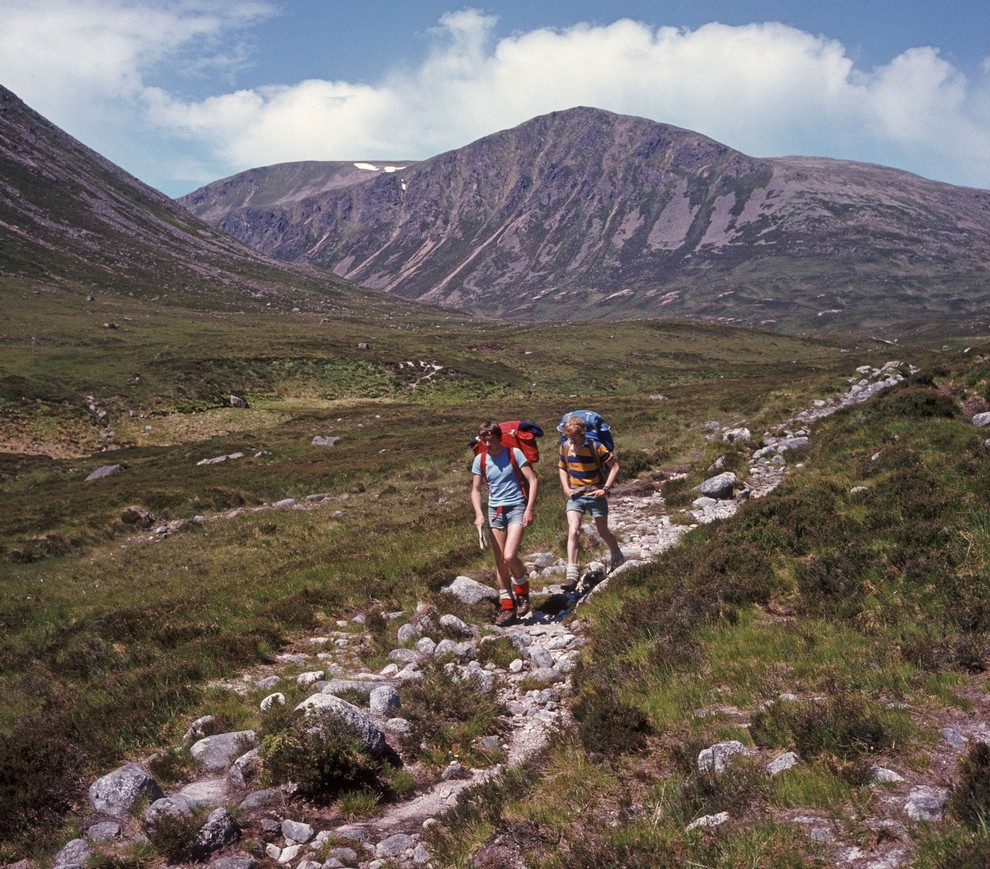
[500,522,526,580]
[488,526,513,592]
[565,509,582,566]
[592,514,622,557]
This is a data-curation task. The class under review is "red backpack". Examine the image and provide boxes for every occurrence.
[470,420,543,496]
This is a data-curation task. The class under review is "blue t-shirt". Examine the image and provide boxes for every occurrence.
[472,447,528,507]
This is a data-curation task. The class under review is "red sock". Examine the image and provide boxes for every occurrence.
[512,580,530,597]
[499,591,515,610]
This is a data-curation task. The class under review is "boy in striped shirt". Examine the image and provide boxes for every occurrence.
[557,415,624,591]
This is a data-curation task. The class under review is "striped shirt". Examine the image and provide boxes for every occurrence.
[559,439,613,490]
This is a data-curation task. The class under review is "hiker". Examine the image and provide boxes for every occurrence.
[557,414,624,591]
[471,420,539,626]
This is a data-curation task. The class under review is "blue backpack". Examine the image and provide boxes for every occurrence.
[557,410,614,453]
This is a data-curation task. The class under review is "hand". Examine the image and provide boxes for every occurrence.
[522,508,534,527]
[475,514,486,528]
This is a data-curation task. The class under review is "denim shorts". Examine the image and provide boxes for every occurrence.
[488,502,526,529]
[565,493,609,518]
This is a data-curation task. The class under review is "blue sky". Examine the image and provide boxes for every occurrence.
[1,1,988,197]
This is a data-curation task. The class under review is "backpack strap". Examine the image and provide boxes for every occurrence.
[481,448,529,498]
[507,447,530,498]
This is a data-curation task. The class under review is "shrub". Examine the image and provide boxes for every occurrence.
[877,386,959,420]
[573,687,651,757]
[258,704,389,803]
[661,475,694,508]
[477,636,521,669]
[796,544,873,615]
[950,742,990,829]
[680,757,770,822]
[751,694,897,785]
[145,804,207,863]
[396,663,503,765]
[338,789,380,818]
[146,747,196,787]
[915,823,990,868]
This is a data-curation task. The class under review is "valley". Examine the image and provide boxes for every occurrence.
[2,82,990,867]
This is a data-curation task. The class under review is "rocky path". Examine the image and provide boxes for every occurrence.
[53,360,984,869]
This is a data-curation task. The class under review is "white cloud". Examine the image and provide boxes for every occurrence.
[0,1,274,106]
[0,0,275,189]
[2,5,988,192]
[144,11,990,190]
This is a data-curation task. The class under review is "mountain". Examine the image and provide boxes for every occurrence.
[180,107,990,335]
[0,84,427,321]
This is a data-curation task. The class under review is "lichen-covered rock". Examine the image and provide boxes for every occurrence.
[694,472,737,500]
[697,740,750,775]
[53,838,92,868]
[89,763,163,817]
[296,693,388,758]
[188,808,241,861]
[442,576,498,605]
[190,731,258,772]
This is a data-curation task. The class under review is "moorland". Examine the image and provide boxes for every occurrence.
[2,82,990,867]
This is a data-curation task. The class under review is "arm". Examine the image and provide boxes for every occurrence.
[590,450,620,498]
[471,473,486,527]
[559,466,574,497]
[521,463,539,527]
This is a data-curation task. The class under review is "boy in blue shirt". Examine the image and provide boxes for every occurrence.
[471,421,539,625]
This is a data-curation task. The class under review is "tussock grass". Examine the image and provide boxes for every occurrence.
[525,351,990,864]
[0,297,877,854]
[396,663,504,769]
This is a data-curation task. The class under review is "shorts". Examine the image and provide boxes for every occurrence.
[566,493,609,518]
[488,502,526,530]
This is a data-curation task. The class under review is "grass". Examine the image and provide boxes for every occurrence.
[4,255,972,860]
[0,327,862,855]
[418,343,990,865]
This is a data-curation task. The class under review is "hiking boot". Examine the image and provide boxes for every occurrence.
[560,576,578,593]
[516,595,531,618]
[609,551,626,572]
[494,607,517,627]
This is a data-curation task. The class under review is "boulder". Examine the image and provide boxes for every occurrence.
[89,762,163,817]
[370,685,401,716]
[296,693,388,758]
[281,819,315,844]
[767,751,800,776]
[183,714,216,744]
[85,464,123,482]
[145,794,193,828]
[722,427,751,443]
[376,833,414,859]
[442,576,499,605]
[685,812,730,832]
[190,731,258,772]
[905,786,947,821]
[439,614,473,637]
[189,808,241,861]
[210,857,258,869]
[228,748,262,789]
[697,740,750,775]
[53,838,92,868]
[694,472,738,500]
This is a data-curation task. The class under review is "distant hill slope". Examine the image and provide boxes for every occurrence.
[180,107,990,335]
[0,85,426,321]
